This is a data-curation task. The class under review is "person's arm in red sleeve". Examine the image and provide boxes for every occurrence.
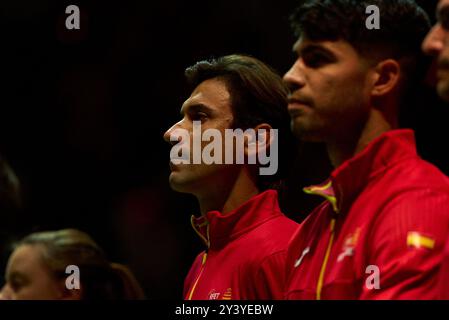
[439,237,449,299]
[360,189,449,299]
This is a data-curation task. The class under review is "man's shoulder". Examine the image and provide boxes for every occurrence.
[251,212,299,240]
[374,155,449,193]
[236,213,298,258]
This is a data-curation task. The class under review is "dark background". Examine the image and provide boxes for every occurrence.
[0,0,446,299]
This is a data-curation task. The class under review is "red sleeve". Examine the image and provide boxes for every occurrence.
[360,190,449,299]
[439,237,449,299]
[254,251,289,300]
[183,252,204,299]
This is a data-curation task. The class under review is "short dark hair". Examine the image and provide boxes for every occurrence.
[290,0,431,95]
[184,54,295,190]
[290,0,430,54]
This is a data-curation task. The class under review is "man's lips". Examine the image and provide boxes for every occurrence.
[288,96,312,106]
[169,161,179,171]
[288,98,311,117]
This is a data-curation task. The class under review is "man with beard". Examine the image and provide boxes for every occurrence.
[283,0,449,299]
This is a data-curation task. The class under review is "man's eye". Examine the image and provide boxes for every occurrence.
[302,53,329,68]
[191,112,208,121]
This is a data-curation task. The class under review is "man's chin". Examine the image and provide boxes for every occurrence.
[169,182,190,193]
[169,174,184,191]
[290,120,322,142]
[168,173,194,193]
[290,119,304,138]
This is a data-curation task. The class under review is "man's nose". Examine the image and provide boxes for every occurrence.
[422,25,445,56]
[163,126,173,144]
[283,60,306,92]
[163,122,183,146]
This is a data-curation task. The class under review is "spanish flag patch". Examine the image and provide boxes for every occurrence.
[407,232,435,250]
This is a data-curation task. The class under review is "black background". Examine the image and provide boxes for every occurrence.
[0,0,447,299]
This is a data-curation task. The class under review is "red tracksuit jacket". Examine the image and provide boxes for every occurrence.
[183,190,298,300]
[440,238,449,299]
[285,129,449,300]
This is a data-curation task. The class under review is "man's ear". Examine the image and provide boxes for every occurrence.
[370,59,401,97]
[244,123,273,158]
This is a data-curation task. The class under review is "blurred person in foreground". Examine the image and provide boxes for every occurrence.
[0,228,145,300]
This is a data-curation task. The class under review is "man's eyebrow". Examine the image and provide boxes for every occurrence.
[180,103,215,116]
[294,42,329,53]
[296,43,337,59]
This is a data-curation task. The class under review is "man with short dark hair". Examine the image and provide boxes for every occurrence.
[163,55,298,300]
[283,0,449,299]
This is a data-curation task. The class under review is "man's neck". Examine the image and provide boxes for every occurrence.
[196,169,260,216]
[327,109,397,168]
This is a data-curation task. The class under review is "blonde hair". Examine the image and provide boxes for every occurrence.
[17,229,145,300]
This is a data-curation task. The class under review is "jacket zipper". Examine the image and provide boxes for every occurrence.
[316,218,336,300]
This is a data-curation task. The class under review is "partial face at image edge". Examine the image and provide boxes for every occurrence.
[423,0,449,102]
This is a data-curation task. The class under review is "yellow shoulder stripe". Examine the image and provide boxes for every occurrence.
[407,232,435,250]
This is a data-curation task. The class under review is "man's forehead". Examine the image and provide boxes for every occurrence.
[192,78,229,97]
[294,36,333,49]
[181,79,230,111]
[293,36,353,54]
[10,245,38,264]
[181,93,213,111]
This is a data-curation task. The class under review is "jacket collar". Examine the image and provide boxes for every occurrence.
[304,129,418,214]
[191,190,282,250]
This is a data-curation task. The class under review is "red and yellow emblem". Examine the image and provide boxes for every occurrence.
[222,288,232,300]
